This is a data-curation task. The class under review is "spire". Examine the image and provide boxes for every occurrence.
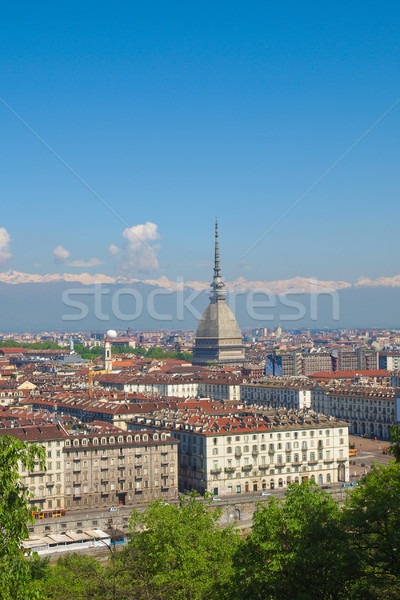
[211,219,225,302]
[214,219,221,280]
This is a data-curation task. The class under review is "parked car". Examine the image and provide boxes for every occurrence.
[109,507,119,512]
[342,483,352,488]
[260,492,272,496]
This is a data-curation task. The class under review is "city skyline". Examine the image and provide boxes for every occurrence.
[1,2,400,287]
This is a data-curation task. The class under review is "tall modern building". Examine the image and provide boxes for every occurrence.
[192,221,246,366]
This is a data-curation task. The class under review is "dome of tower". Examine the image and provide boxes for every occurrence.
[196,301,242,339]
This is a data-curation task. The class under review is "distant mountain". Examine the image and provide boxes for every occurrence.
[0,275,400,331]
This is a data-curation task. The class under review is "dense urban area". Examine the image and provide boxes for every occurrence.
[1,318,400,599]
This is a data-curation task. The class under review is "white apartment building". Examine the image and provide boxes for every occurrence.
[121,378,199,399]
[240,380,313,410]
[197,379,241,401]
[311,384,398,440]
[156,411,349,496]
[9,424,67,512]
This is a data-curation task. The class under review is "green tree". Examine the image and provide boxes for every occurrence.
[387,425,400,462]
[233,481,359,600]
[344,462,400,599]
[0,434,45,600]
[43,554,113,600]
[120,494,239,600]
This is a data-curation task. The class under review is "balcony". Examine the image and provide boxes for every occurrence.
[241,465,253,472]
[258,464,269,470]
[101,466,108,471]
[118,464,125,470]
[224,467,236,473]
[337,458,347,463]
[134,463,142,469]
[323,459,334,464]
[101,477,109,483]
[275,463,286,468]
[308,460,318,465]
[210,468,222,475]
[73,466,81,473]
[193,467,205,473]
[161,461,169,467]
[252,449,259,455]
[235,451,242,458]
[135,475,143,481]
[291,461,302,467]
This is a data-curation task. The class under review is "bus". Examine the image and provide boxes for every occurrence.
[31,509,66,520]
[349,448,358,457]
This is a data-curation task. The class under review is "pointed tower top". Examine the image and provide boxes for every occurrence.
[214,219,221,280]
[211,219,225,302]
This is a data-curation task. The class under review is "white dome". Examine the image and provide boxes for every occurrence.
[106,329,117,339]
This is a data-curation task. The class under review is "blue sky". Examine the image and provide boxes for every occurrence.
[1,1,399,284]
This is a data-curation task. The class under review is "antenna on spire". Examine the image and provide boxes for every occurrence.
[214,218,221,279]
[210,219,225,301]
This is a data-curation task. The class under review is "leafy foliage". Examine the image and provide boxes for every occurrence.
[387,425,400,462]
[0,435,45,600]
[233,481,360,600]
[0,340,62,350]
[344,462,400,599]
[120,494,239,600]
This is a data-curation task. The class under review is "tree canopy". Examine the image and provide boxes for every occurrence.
[0,434,45,600]
[233,481,360,600]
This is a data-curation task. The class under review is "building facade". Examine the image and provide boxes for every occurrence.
[169,413,349,496]
[311,384,398,440]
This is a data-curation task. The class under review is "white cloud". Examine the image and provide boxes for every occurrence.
[53,245,70,264]
[108,243,120,256]
[67,258,104,267]
[0,228,11,265]
[110,222,160,274]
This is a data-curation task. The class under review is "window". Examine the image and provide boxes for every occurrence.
[213,448,218,455]
[227,447,232,454]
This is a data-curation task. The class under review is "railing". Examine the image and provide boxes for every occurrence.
[241,465,253,472]
[224,467,236,473]
[210,468,222,474]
